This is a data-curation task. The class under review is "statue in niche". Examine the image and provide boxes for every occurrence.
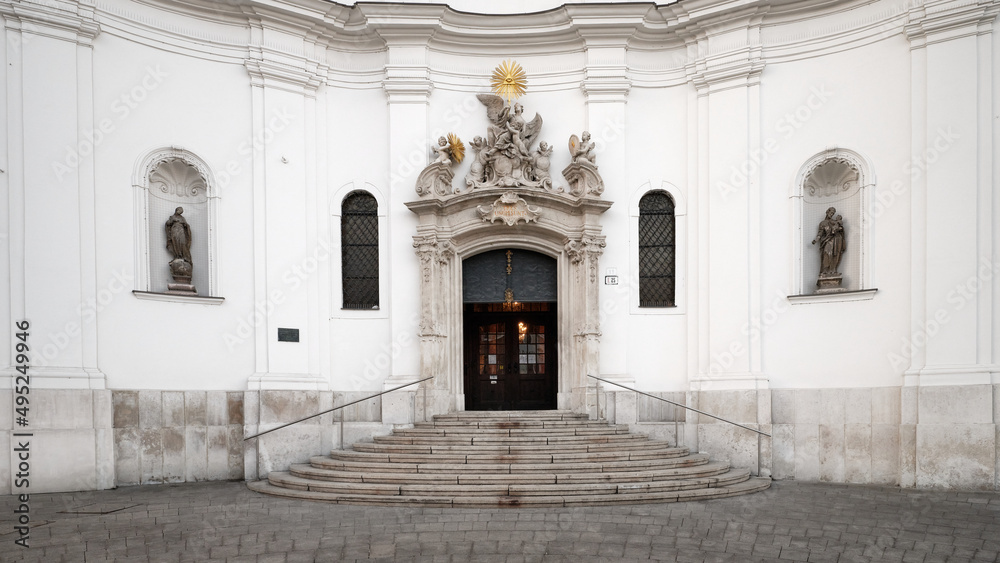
[465,94,546,190]
[165,206,197,295]
[166,207,192,264]
[562,131,604,197]
[811,206,846,293]
[416,133,464,196]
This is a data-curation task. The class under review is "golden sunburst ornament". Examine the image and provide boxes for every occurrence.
[491,59,527,103]
[448,133,465,164]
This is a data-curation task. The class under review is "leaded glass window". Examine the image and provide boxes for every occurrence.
[638,191,675,307]
[341,192,379,309]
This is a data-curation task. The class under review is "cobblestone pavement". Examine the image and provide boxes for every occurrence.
[1,480,998,562]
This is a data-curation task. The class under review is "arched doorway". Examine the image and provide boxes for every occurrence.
[406,188,611,417]
[462,249,557,410]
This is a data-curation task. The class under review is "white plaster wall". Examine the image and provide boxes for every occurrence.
[93,34,256,391]
[2,0,998,491]
[621,85,691,391]
[759,36,914,389]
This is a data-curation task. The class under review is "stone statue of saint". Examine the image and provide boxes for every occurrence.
[166,206,193,264]
[812,206,845,276]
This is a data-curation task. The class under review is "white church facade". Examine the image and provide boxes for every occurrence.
[1,0,999,494]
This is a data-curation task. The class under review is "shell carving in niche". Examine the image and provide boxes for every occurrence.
[150,158,207,200]
[805,159,858,198]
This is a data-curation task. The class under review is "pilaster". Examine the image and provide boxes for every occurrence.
[676,5,768,393]
[569,6,641,385]
[243,7,328,391]
[0,0,104,389]
[364,7,442,397]
[902,0,1000,489]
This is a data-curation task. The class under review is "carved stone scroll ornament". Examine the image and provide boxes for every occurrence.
[413,235,455,337]
[562,132,604,197]
[416,135,464,197]
[477,192,542,226]
[565,235,606,284]
[804,158,859,198]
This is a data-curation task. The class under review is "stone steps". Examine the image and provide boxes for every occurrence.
[352,439,681,454]
[250,410,770,507]
[248,477,772,507]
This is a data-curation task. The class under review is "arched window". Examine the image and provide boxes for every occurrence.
[638,191,676,307]
[341,191,379,309]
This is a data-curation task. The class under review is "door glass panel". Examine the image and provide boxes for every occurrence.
[479,323,505,376]
[516,321,545,375]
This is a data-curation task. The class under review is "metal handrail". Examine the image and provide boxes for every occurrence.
[243,377,432,441]
[587,375,770,437]
[588,374,771,477]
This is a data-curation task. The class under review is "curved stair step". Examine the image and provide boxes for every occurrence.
[413,420,624,429]
[432,411,587,420]
[328,446,689,465]
[288,460,735,485]
[269,469,750,497]
[308,452,711,474]
[352,440,687,456]
[373,433,649,446]
[394,425,632,436]
[248,476,772,507]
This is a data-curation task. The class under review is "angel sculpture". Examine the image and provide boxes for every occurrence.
[563,131,604,197]
[471,94,547,189]
[465,136,491,189]
[415,133,464,196]
[431,136,453,164]
[569,131,596,166]
[531,141,553,189]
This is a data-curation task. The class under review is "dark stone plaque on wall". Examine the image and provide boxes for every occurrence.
[277,328,300,342]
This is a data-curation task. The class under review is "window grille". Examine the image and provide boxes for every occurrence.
[638,191,675,307]
[341,192,379,309]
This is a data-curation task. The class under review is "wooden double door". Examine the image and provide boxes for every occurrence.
[463,303,557,411]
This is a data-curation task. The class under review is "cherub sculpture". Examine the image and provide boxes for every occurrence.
[570,131,596,166]
[465,136,490,188]
[416,133,464,196]
[563,131,604,196]
[531,141,553,189]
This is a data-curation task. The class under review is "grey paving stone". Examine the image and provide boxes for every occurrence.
[1,480,998,562]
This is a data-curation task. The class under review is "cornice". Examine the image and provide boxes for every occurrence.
[0,0,100,45]
[405,187,613,218]
[903,0,1000,47]
[63,0,996,92]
